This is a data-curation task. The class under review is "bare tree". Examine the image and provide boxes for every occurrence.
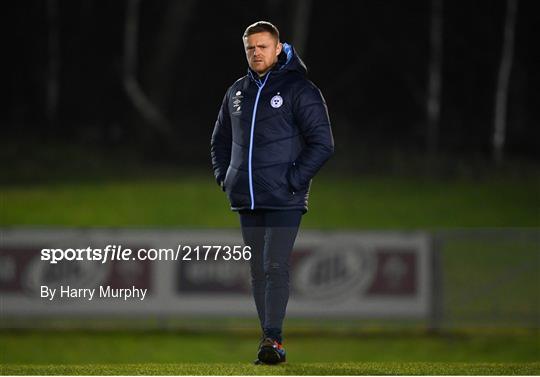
[426,0,443,157]
[291,0,312,57]
[46,0,59,127]
[123,0,172,136]
[146,0,196,115]
[493,0,518,163]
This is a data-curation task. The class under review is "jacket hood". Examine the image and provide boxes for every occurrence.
[247,42,307,80]
[275,42,307,75]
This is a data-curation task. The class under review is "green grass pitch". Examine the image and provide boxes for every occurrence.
[1,173,538,375]
[1,175,538,228]
[1,329,538,375]
[3,362,540,375]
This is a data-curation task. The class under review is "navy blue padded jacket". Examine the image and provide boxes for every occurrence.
[211,43,334,213]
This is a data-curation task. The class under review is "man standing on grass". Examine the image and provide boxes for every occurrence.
[211,21,334,365]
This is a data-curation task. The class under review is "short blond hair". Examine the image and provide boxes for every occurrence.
[243,21,280,41]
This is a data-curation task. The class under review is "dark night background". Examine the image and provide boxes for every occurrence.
[5,0,539,178]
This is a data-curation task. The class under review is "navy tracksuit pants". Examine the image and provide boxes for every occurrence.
[239,209,302,343]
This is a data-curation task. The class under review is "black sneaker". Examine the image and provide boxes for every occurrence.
[257,337,286,365]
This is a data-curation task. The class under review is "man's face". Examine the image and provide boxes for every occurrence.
[244,32,282,76]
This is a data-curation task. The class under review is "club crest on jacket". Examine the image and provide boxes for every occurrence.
[271,93,283,108]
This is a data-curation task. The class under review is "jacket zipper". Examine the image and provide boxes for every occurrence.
[248,72,270,210]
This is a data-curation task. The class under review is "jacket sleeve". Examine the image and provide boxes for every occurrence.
[287,83,334,192]
[211,90,232,188]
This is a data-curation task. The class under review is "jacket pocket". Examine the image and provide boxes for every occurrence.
[223,166,232,192]
[286,161,301,193]
[253,163,289,194]
[224,166,250,195]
